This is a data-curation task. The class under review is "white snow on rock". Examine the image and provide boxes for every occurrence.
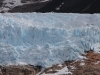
[42,66,72,75]
[0,0,49,12]
[80,62,85,66]
[94,61,100,65]
[0,13,100,67]
[0,0,23,12]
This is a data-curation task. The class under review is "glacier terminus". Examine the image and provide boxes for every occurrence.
[0,13,100,67]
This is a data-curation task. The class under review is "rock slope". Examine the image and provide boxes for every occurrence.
[41,51,100,75]
[0,65,41,75]
[7,0,100,13]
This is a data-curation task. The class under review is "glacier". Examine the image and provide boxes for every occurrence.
[0,13,100,67]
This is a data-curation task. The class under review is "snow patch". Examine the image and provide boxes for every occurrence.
[42,66,72,75]
[80,62,85,66]
[58,64,62,67]
[94,61,100,65]
[0,0,49,12]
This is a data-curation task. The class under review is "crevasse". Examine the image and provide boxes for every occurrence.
[0,13,100,67]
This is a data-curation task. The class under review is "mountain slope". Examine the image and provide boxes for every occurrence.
[7,0,100,13]
[0,0,49,12]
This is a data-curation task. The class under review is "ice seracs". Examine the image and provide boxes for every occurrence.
[0,13,100,67]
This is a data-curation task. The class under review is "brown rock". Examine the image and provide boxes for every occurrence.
[0,65,41,75]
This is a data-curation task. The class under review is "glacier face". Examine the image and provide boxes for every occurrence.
[0,13,100,67]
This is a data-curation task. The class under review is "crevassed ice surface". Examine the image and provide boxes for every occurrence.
[0,13,100,67]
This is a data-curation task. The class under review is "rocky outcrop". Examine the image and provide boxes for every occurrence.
[0,65,41,75]
[41,51,100,75]
[0,0,3,7]
[8,0,100,13]
[58,0,100,13]
[8,1,50,12]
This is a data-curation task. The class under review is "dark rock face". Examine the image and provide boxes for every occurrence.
[58,0,100,13]
[8,0,100,13]
[0,65,42,75]
[8,1,50,13]
[36,0,100,13]
[21,0,40,3]
[35,0,65,12]
[0,0,3,7]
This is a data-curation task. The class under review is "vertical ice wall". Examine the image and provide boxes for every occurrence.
[0,13,100,67]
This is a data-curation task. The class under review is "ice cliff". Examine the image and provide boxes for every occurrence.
[0,13,100,67]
